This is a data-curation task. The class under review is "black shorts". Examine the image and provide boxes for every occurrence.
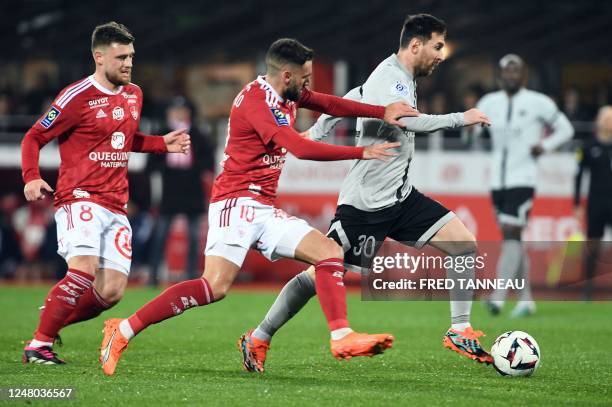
[326,188,454,273]
[587,197,612,238]
[491,187,535,227]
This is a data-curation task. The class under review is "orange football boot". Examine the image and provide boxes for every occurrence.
[100,318,129,376]
[330,332,394,360]
[237,329,270,372]
[443,327,493,364]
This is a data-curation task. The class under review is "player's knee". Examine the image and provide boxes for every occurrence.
[448,232,477,256]
[67,255,98,276]
[206,278,230,302]
[319,240,344,262]
[97,281,125,304]
[98,283,125,305]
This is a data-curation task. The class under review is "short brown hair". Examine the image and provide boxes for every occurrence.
[91,21,134,51]
[266,38,314,73]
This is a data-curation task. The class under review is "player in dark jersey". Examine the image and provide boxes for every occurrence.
[574,106,612,300]
[21,22,190,365]
[100,38,419,376]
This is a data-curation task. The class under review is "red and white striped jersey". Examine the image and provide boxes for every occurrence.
[211,76,298,205]
[22,75,144,214]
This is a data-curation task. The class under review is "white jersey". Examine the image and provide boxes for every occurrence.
[310,54,465,211]
[475,88,574,189]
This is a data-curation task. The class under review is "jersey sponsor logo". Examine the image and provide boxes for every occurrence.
[111,131,125,150]
[121,92,138,100]
[40,106,61,128]
[112,106,124,121]
[88,151,130,168]
[95,109,107,119]
[129,105,138,120]
[72,188,91,199]
[88,97,109,108]
[392,81,410,98]
[262,153,286,169]
[269,108,289,126]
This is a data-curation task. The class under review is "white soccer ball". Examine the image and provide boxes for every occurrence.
[490,331,541,377]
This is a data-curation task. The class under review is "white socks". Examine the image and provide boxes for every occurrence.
[30,339,53,348]
[119,319,135,340]
[331,327,353,340]
[451,322,471,331]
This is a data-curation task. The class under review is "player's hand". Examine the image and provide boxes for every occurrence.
[362,142,401,162]
[384,102,419,127]
[531,144,545,158]
[163,128,191,154]
[24,178,54,201]
[463,108,491,127]
[299,130,310,139]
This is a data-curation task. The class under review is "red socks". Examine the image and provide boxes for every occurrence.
[63,286,112,327]
[127,278,213,336]
[314,258,349,331]
[35,268,94,342]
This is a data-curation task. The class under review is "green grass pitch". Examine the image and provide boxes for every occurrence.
[1,286,611,406]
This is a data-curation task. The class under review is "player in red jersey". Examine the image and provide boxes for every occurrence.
[100,38,418,375]
[21,22,190,365]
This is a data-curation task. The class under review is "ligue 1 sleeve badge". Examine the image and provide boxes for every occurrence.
[40,106,61,128]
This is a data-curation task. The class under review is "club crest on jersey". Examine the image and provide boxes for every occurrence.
[130,105,138,120]
[112,106,124,121]
[111,131,125,150]
[269,108,289,126]
[40,106,61,128]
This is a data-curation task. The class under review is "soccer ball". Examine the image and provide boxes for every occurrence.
[490,331,541,376]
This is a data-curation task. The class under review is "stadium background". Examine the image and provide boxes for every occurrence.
[1,2,612,406]
[1,0,611,287]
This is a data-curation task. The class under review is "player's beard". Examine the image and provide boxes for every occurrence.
[415,59,437,78]
[106,70,131,86]
[283,80,302,102]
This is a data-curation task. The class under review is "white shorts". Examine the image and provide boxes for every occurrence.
[204,197,314,267]
[55,201,132,275]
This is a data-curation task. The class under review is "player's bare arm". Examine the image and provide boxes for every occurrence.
[23,178,54,201]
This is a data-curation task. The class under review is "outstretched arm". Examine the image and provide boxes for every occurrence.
[132,129,191,154]
[299,88,418,128]
[271,126,399,162]
[309,87,362,141]
[399,108,490,133]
